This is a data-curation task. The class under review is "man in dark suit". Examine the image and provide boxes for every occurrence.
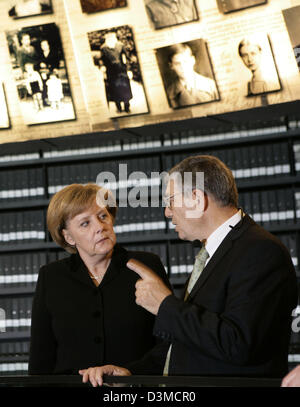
[79,155,298,386]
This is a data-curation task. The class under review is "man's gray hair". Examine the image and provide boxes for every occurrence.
[169,155,238,208]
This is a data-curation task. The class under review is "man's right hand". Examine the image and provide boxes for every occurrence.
[78,365,131,387]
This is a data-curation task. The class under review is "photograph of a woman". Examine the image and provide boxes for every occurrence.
[238,34,281,96]
[88,25,149,118]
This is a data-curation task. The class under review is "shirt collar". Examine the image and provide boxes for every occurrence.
[204,209,243,263]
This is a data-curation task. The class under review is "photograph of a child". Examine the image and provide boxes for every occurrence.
[80,0,126,13]
[6,23,75,125]
[87,25,148,118]
[282,6,300,71]
[8,0,52,19]
[0,83,10,129]
[216,0,267,14]
[156,39,219,109]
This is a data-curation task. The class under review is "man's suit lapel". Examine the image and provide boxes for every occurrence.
[187,214,254,301]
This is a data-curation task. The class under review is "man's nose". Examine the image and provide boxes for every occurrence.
[165,206,172,218]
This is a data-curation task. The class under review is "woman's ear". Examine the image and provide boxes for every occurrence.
[62,229,75,247]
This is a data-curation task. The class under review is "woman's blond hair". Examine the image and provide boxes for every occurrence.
[47,183,117,253]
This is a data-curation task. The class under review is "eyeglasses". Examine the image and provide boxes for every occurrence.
[163,192,183,208]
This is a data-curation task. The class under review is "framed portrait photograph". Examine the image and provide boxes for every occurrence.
[283,6,300,71]
[0,83,10,129]
[6,23,76,126]
[144,0,198,30]
[237,34,281,97]
[80,0,127,13]
[216,0,267,14]
[8,0,53,19]
[87,25,149,118]
[155,39,219,109]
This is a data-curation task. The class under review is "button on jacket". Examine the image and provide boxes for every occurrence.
[29,244,170,374]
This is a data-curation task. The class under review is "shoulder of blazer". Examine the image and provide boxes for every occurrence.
[40,255,73,275]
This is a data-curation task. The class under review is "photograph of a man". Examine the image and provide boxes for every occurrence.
[238,35,281,96]
[88,25,148,118]
[144,0,198,30]
[217,0,267,14]
[156,40,219,109]
[282,6,300,71]
[80,0,126,13]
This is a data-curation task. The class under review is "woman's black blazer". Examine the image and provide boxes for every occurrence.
[28,244,171,374]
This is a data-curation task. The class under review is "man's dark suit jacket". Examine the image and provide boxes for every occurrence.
[28,244,170,374]
[127,215,298,378]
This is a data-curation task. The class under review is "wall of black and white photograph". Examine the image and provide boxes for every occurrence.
[87,25,148,118]
[7,0,53,19]
[0,83,10,129]
[237,34,281,97]
[283,6,300,72]
[80,0,127,13]
[216,0,267,14]
[144,0,198,30]
[5,23,75,125]
[155,39,219,109]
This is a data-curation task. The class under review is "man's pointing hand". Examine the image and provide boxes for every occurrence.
[127,258,172,315]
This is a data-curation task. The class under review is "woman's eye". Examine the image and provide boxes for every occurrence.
[80,221,89,227]
[99,214,107,220]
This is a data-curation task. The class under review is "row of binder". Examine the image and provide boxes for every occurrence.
[0,168,44,201]
[0,341,29,357]
[0,362,28,375]
[239,188,296,225]
[0,252,46,286]
[0,187,300,246]
[47,156,161,196]
[165,141,292,181]
[114,206,166,236]
[3,140,300,203]
[0,296,33,333]
[0,210,45,245]
[0,122,289,165]
[123,243,168,273]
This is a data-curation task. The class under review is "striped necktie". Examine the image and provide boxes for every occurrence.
[184,246,209,300]
[163,246,209,376]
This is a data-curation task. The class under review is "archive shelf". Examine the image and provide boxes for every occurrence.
[1,116,300,373]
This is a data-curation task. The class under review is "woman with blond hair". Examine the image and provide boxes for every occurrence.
[29,183,170,374]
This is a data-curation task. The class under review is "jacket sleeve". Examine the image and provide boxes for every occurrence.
[28,266,57,374]
[153,239,297,366]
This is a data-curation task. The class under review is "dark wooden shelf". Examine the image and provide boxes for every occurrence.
[1,127,300,170]
[0,332,30,342]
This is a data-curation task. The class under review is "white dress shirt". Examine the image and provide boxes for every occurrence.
[204,209,243,266]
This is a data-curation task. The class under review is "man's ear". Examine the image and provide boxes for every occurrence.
[62,229,75,246]
[192,189,206,212]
